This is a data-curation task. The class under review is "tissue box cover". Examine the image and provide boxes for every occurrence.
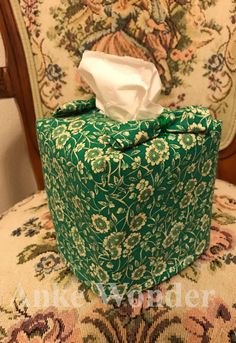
[36,98,221,298]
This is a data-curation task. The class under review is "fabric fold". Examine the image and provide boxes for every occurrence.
[52,98,219,151]
[107,111,176,150]
[53,98,96,118]
[107,106,217,150]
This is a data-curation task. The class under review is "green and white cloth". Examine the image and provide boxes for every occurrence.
[36,99,221,298]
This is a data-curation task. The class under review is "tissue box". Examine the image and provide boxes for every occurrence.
[36,98,221,298]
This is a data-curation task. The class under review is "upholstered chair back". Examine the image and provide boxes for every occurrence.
[9,0,236,152]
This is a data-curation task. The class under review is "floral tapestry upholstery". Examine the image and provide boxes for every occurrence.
[36,98,221,297]
[10,0,236,150]
[0,179,236,342]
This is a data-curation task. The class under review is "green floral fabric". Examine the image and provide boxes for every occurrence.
[36,99,221,297]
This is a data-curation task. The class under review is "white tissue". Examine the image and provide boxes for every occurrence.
[78,51,163,122]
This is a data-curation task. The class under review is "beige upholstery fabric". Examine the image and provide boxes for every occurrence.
[10,0,236,150]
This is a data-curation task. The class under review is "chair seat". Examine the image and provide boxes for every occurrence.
[0,179,236,341]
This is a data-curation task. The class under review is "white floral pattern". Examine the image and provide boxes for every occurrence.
[36,98,222,297]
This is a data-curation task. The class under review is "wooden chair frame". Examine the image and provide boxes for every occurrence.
[0,0,44,189]
[0,0,235,188]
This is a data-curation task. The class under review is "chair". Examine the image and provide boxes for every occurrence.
[0,0,236,188]
[0,1,236,341]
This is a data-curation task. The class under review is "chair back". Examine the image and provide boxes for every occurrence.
[0,0,236,186]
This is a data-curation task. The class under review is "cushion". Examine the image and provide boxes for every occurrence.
[36,99,221,297]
